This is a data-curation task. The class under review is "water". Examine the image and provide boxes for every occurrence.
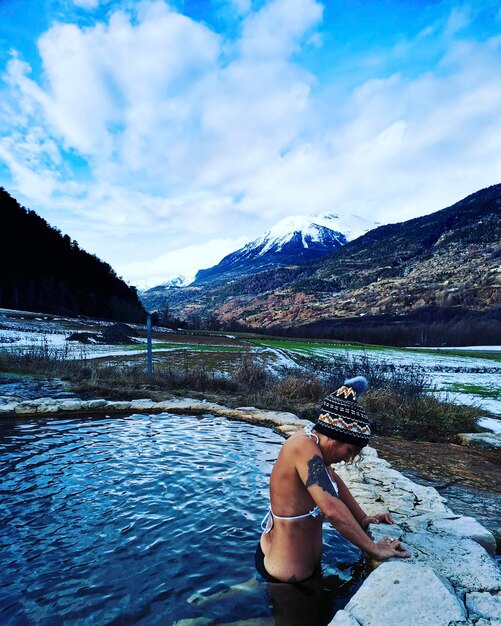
[0,414,365,626]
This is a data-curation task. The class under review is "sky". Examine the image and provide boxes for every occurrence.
[1,0,500,290]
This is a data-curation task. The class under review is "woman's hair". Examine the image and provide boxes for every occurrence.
[346,446,363,465]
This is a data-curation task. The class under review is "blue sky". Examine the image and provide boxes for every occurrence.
[1,0,500,288]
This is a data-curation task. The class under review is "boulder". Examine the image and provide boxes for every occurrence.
[85,399,108,409]
[104,401,132,410]
[130,399,155,410]
[0,402,17,413]
[59,400,82,411]
[329,609,361,625]
[430,516,496,555]
[15,401,38,414]
[465,592,501,620]
[339,562,466,626]
[36,404,59,413]
[405,531,501,592]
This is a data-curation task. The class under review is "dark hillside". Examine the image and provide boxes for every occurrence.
[308,183,501,290]
[0,188,146,322]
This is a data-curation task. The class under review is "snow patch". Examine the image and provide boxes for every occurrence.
[477,416,501,434]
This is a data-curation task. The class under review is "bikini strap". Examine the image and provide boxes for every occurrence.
[303,423,319,444]
[261,508,274,533]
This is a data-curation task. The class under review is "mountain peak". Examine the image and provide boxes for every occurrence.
[194,211,369,284]
[253,213,342,255]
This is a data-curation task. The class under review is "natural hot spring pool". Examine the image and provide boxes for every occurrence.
[0,413,366,625]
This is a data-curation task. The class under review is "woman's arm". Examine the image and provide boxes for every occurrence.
[295,443,409,560]
[328,468,370,529]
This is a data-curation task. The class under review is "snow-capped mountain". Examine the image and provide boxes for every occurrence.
[160,275,193,288]
[194,212,374,284]
[141,275,193,298]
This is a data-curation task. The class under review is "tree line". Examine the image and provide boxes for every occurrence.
[0,188,146,322]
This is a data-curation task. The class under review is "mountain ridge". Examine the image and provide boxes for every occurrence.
[140,184,501,345]
[194,212,374,284]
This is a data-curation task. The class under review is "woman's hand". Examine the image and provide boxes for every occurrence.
[373,536,411,561]
[363,512,395,528]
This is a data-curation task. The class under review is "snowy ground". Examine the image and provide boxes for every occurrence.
[0,308,499,427]
[259,343,501,424]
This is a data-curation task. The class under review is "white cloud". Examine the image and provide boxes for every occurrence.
[239,0,323,59]
[1,0,323,232]
[117,236,251,289]
[233,0,252,15]
[444,6,472,39]
[1,0,500,287]
[74,0,99,8]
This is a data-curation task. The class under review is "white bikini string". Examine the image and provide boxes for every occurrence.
[303,423,319,444]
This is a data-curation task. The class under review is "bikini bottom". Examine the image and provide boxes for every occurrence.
[254,542,319,588]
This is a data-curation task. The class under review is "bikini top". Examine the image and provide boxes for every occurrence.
[260,425,339,533]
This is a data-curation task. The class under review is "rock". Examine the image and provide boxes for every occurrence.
[277,426,299,437]
[130,399,155,410]
[85,399,108,409]
[103,401,132,410]
[458,433,501,449]
[36,404,59,413]
[154,400,187,411]
[0,402,17,413]
[431,516,496,555]
[15,401,38,414]
[465,592,501,620]
[342,562,466,625]
[0,395,20,404]
[59,400,82,411]
[328,609,361,625]
[406,531,501,592]
[369,523,405,545]
[255,411,301,425]
[361,446,378,458]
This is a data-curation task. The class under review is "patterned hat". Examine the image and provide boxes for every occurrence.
[314,376,371,447]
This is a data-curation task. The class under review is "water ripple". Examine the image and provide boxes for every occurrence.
[0,413,362,625]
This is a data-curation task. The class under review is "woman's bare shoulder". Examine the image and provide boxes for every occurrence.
[284,431,319,457]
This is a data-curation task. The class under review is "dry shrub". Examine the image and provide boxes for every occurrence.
[234,352,269,391]
[0,339,87,378]
[266,374,323,403]
[0,339,484,444]
[89,360,238,394]
[364,389,481,441]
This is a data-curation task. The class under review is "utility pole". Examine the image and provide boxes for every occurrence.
[147,313,153,384]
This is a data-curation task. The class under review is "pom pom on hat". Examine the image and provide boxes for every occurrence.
[314,375,371,447]
[343,376,368,398]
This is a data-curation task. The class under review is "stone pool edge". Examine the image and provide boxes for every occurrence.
[1,395,500,625]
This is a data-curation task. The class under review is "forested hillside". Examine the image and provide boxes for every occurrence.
[0,188,146,322]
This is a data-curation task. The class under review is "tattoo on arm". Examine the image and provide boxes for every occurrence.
[305,455,339,497]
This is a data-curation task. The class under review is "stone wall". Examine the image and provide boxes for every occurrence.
[330,448,500,626]
[1,395,500,625]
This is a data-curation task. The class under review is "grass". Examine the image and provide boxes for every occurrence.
[0,336,486,443]
[406,348,501,362]
[447,383,500,399]
[129,342,245,352]
[247,338,389,353]
[364,390,480,441]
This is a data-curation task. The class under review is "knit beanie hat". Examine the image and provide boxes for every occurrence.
[313,376,371,447]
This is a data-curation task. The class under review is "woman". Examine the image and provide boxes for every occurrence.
[256,376,410,585]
